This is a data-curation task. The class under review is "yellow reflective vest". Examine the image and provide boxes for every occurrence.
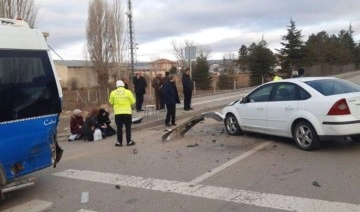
[109,87,136,115]
[273,75,283,81]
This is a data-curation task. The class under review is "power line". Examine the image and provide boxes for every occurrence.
[48,45,64,61]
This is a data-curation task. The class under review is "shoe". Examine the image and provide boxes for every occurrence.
[171,123,177,126]
[127,140,136,146]
[115,142,123,147]
[184,109,190,111]
[165,123,171,127]
[139,109,145,111]
[189,108,194,110]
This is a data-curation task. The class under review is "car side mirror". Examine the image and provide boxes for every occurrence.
[240,97,249,103]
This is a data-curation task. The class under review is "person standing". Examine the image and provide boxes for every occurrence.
[182,68,194,111]
[133,71,147,112]
[298,68,305,77]
[163,74,180,127]
[121,77,130,89]
[109,80,136,147]
[269,72,283,81]
[152,73,163,110]
[160,71,170,110]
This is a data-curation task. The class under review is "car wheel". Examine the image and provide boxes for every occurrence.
[293,121,321,151]
[225,114,243,135]
[350,135,360,141]
[0,166,6,186]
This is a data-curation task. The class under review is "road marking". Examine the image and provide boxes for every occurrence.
[189,142,271,184]
[3,199,52,212]
[77,209,97,212]
[53,169,360,212]
[192,94,246,106]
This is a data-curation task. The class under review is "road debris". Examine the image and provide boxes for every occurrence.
[312,181,321,187]
[80,191,89,204]
[162,112,224,141]
[187,143,199,148]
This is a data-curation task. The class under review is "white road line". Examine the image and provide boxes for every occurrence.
[3,199,53,212]
[53,169,360,212]
[191,94,245,106]
[189,142,271,184]
[77,209,97,212]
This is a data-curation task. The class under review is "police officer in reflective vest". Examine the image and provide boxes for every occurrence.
[109,80,136,147]
[269,72,283,81]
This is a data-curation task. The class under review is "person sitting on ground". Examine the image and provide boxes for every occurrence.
[97,108,116,137]
[69,109,84,141]
[82,108,101,141]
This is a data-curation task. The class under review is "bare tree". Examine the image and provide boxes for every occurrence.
[111,0,127,81]
[86,0,126,88]
[223,52,238,88]
[223,52,237,75]
[172,40,210,71]
[0,0,38,27]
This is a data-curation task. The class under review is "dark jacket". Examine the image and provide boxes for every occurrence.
[163,81,180,105]
[152,77,163,93]
[70,116,84,134]
[97,108,111,127]
[97,108,116,137]
[182,73,193,92]
[82,115,99,141]
[133,76,147,94]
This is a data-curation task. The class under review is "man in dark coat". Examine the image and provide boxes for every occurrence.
[160,71,170,110]
[152,73,163,110]
[163,74,180,126]
[133,71,147,112]
[182,68,194,111]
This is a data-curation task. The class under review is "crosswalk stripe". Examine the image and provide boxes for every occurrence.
[190,142,271,184]
[53,169,360,212]
[3,199,52,212]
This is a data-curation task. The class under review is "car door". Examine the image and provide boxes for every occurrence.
[266,83,301,136]
[238,84,274,133]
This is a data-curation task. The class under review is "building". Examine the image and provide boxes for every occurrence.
[54,60,97,89]
[54,58,178,89]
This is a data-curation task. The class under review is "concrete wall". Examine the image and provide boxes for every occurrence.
[54,64,98,89]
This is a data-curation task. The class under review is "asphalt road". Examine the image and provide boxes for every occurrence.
[2,71,360,212]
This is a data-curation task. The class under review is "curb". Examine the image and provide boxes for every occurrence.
[58,104,226,142]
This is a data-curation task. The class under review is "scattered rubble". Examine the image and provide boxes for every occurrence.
[187,143,199,148]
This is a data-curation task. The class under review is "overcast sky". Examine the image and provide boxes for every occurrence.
[35,0,360,62]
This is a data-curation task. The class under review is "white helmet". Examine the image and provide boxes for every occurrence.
[116,80,124,87]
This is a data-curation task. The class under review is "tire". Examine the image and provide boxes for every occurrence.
[0,165,6,186]
[224,114,243,135]
[293,121,321,151]
[350,135,360,141]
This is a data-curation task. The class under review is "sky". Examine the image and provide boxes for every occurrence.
[34,0,360,62]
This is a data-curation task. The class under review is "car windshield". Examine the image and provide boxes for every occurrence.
[305,79,360,96]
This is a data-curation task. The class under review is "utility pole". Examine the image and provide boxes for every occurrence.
[127,0,136,80]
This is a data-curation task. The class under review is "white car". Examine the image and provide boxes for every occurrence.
[222,77,360,151]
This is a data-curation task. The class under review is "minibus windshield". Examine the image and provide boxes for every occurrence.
[0,50,62,122]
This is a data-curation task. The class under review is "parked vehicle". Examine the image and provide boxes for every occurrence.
[222,77,360,150]
[0,18,63,197]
